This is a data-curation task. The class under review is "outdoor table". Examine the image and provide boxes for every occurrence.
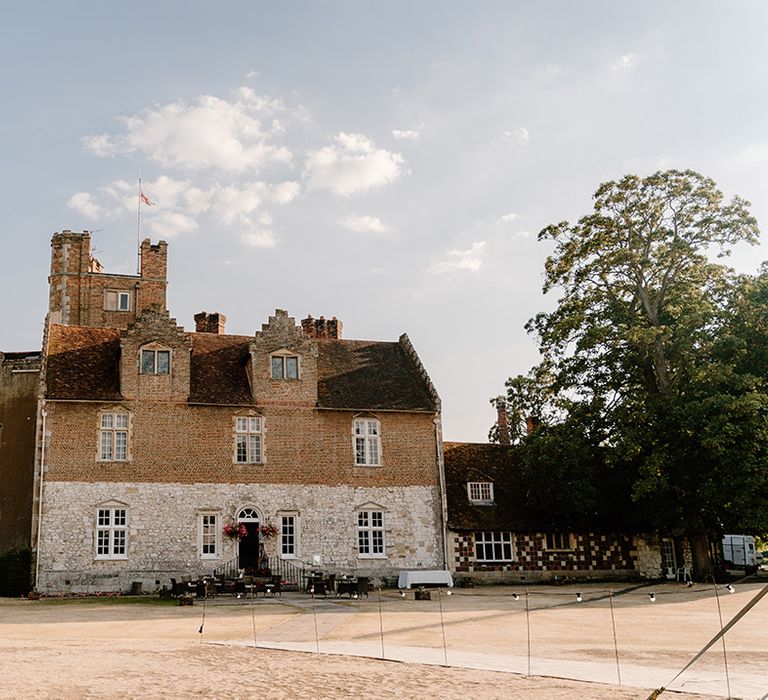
[397,570,454,589]
[335,578,358,597]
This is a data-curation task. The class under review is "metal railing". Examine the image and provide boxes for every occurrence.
[214,555,308,591]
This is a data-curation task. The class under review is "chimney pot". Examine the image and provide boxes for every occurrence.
[301,315,342,339]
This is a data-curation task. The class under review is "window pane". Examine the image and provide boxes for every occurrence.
[368,438,380,465]
[372,530,384,553]
[285,356,298,379]
[113,530,126,555]
[98,510,110,526]
[367,421,378,436]
[249,434,261,463]
[105,291,117,311]
[249,417,261,432]
[354,420,363,435]
[236,417,248,432]
[101,413,113,428]
[141,350,155,373]
[355,437,366,464]
[118,292,130,311]
[114,509,126,525]
[271,356,284,379]
[156,351,170,374]
[100,431,113,460]
[97,530,110,554]
[114,432,127,460]
[358,511,368,527]
[236,435,247,462]
[371,512,383,527]
[358,530,370,554]
[114,414,128,428]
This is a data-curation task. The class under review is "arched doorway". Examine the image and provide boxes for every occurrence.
[237,507,260,570]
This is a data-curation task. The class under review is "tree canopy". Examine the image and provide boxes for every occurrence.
[495,170,768,577]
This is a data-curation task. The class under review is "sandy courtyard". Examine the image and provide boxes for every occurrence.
[1,582,766,699]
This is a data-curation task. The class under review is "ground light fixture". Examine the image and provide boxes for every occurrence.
[399,590,406,598]
[648,593,656,602]
[687,581,694,588]
[512,593,520,600]
[726,584,735,593]
[446,590,453,596]
[576,592,582,602]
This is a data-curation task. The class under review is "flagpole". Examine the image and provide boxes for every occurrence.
[137,174,142,274]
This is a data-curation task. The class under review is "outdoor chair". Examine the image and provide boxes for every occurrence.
[676,566,692,583]
[170,578,186,597]
[242,575,256,598]
[310,579,327,597]
[267,575,282,597]
[325,573,336,595]
[204,580,217,599]
[356,576,370,598]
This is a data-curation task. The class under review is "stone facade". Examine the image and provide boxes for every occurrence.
[38,482,442,593]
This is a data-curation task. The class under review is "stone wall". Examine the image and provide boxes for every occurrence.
[38,481,443,593]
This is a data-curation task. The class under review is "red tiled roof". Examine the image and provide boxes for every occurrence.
[46,325,122,400]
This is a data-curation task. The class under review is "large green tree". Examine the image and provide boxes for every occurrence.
[496,170,768,578]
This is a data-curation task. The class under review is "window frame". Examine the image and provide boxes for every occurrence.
[467,481,494,505]
[357,509,386,559]
[140,347,171,375]
[545,531,575,551]
[199,512,220,560]
[98,411,130,462]
[104,289,131,312]
[474,531,514,562]
[353,418,381,467]
[95,505,128,560]
[270,351,300,380]
[234,415,264,464]
[279,513,298,559]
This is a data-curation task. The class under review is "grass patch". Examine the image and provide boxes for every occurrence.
[36,595,179,607]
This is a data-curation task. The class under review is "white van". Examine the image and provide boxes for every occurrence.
[722,534,757,569]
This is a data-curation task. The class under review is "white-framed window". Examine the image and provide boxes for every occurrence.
[141,348,170,374]
[475,531,513,562]
[99,411,129,461]
[357,510,386,558]
[200,513,219,559]
[280,514,297,558]
[105,290,131,312]
[467,481,494,504]
[96,506,128,559]
[545,532,574,550]
[271,353,299,379]
[353,418,381,466]
[235,416,263,463]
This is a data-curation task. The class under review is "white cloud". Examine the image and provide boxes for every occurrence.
[338,215,389,233]
[612,53,639,71]
[392,129,419,140]
[209,180,299,225]
[429,241,486,274]
[513,230,531,238]
[304,132,404,195]
[67,192,111,220]
[498,212,518,223]
[83,90,294,173]
[148,211,198,238]
[241,229,276,248]
[246,69,261,79]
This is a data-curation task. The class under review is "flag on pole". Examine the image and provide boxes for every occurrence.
[140,191,156,206]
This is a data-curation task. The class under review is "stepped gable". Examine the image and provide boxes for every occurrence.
[316,338,437,411]
[45,324,122,400]
[189,333,253,405]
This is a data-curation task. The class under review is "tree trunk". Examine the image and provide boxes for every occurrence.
[688,531,714,581]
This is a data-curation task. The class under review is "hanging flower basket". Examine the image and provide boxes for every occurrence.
[257,524,279,540]
[223,523,248,540]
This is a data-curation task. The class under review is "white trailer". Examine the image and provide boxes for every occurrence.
[722,534,757,569]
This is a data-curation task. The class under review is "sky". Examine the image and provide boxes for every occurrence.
[2,1,768,441]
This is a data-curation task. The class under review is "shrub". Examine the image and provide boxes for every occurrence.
[0,547,33,597]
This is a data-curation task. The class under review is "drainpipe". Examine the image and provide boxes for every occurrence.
[433,413,450,570]
[34,405,47,591]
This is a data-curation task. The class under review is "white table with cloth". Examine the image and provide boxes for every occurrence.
[397,570,454,589]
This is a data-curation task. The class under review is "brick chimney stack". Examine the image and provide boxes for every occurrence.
[301,315,343,339]
[194,312,227,334]
[526,415,541,435]
[496,396,511,446]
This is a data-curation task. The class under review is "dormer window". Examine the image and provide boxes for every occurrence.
[105,290,131,312]
[271,352,299,379]
[141,348,170,374]
[468,481,494,504]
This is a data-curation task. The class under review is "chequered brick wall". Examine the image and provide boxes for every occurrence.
[452,531,637,573]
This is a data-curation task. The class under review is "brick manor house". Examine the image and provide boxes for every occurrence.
[13,231,447,593]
